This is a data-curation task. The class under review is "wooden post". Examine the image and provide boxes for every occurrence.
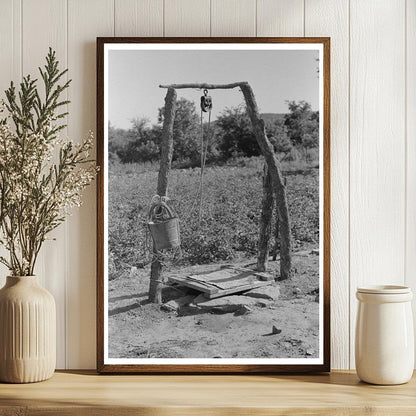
[272,207,280,261]
[240,84,293,280]
[148,88,177,303]
[272,178,287,261]
[257,165,274,272]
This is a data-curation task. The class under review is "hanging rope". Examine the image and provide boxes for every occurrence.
[197,89,213,222]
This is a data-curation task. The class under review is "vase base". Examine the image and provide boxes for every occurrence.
[0,357,55,383]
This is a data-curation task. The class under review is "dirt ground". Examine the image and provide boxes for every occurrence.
[108,247,320,359]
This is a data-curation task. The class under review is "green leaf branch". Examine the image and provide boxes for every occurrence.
[0,48,97,276]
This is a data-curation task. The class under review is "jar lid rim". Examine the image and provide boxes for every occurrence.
[357,285,411,294]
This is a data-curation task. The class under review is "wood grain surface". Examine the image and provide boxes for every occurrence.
[115,0,163,37]
[0,371,415,415]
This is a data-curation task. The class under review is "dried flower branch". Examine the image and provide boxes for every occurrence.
[0,48,96,276]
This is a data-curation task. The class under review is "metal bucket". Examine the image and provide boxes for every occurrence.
[148,202,181,251]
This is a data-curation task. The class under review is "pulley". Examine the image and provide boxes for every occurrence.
[200,89,213,112]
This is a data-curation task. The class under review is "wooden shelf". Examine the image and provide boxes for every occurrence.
[1,370,415,415]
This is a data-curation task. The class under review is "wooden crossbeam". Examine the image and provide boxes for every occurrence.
[159,82,248,89]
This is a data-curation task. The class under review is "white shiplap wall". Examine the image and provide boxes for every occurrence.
[0,0,414,370]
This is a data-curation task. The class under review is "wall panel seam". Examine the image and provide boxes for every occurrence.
[20,0,22,79]
[209,0,212,36]
[348,0,351,370]
[64,0,69,370]
[163,0,165,37]
[17,0,23,81]
[404,0,408,286]
[303,0,305,37]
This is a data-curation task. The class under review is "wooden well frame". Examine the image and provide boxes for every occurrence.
[148,81,294,303]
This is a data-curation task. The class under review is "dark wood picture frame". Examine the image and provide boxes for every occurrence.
[97,37,330,374]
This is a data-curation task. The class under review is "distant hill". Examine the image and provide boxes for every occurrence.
[260,113,287,124]
[209,113,287,129]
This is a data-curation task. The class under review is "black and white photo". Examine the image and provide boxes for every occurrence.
[97,38,330,373]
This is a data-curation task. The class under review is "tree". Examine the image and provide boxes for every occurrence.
[108,121,128,159]
[122,117,161,163]
[158,97,200,164]
[216,105,259,159]
[284,100,319,150]
[109,117,162,163]
[266,118,292,156]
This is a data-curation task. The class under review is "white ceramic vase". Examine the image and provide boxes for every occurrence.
[355,285,414,385]
[0,276,56,383]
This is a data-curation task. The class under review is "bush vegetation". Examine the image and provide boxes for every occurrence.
[109,99,319,167]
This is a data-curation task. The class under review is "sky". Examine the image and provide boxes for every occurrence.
[108,48,319,129]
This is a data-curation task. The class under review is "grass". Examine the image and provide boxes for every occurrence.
[108,155,319,279]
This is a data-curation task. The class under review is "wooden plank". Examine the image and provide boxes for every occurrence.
[169,266,272,297]
[257,0,304,37]
[0,0,21,288]
[189,272,256,291]
[67,0,114,369]
[22,0,67,369]
[211,0,256,37]
[206,280,271,299]
[305,0,350,369]
[168,275,219,294]
[114,0,163,37]
[1,370,416,414]
[405,0,416,367]
[189,268,270,288]
[165,0,210,37]
[349,0,406,369]
[220,266,274,281]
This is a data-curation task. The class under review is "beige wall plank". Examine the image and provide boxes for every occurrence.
[406,0,416,366]
[0,0,21,98]
[115,0,163,37]
[67,0,114,369]
[349,0,406,368]
[0,0,21,286]
[211,0,256,37]
[165,0,210,36]
[305,0,350,370]
[257,0,304,36]
[22,0,68,369]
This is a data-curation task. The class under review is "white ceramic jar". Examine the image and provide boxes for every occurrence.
[355,285,414,385]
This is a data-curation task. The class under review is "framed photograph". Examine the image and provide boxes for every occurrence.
[97,37,330,373]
